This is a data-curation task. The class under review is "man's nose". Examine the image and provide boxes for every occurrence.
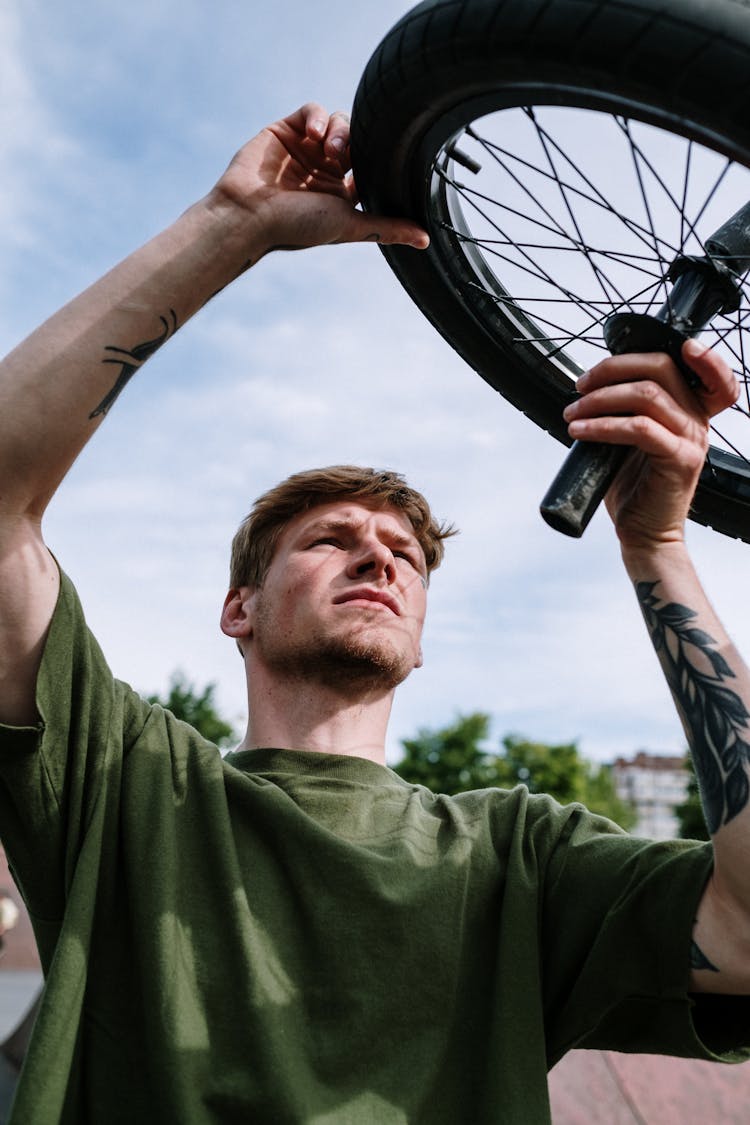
[347,539,395,582]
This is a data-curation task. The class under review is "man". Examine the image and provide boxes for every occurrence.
[0,103,748,1123]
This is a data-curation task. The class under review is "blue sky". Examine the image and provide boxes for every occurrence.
[4,0,750,764]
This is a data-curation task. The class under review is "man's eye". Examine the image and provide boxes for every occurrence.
[394,551,417,567]
[310,537,341,548]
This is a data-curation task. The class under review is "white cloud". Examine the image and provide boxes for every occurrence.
[0,6,75,247]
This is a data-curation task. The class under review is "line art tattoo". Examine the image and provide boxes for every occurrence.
[637,581,750,833]
[90,309,178,418]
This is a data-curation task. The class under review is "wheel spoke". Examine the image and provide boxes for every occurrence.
[465,275,665,363]
[434,105,750,468]
[619,118,672,314]
[451,217,664,333]
[614,117,708,259]
[526,107,629,309]
[686,159,733,241]
[442,192,664,284]
[465,137,678,266]
[445,140,596,264]
[680,141,693,253]
[710,309,750,375]
[440,172,599,254]
[494,116,683,262]
[438,183,615,322]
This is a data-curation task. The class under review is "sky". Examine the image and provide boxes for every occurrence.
[3,0,750,765]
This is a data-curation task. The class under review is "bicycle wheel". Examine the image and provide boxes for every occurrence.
[351,0,750,541]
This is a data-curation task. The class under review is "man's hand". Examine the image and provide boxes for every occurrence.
[562,340,739,551]
[210,102,430,258]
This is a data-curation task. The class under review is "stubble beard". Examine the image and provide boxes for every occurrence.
[254,614,415,696]
[304,631,413,694]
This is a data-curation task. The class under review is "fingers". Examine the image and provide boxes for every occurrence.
[572,344,738,546]
[338,208,430,250]
[295,101,430,249]
[564,409,706,472]
[681,339,739,411]
[564,379,696,444]
[562,349,715,464]
[296,103,351,163]
[561,340,740,473]
[323,111,351,161]
[257,103,430,252]
[576,343,738,419]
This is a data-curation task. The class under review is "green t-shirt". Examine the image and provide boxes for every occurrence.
[0,572,748,1124]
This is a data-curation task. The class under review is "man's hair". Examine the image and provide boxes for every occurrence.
[230,465,456,589]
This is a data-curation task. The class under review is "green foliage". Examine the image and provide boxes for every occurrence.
[582,760,638,831]
[675,756,709,841]
[148,671,236,749]
[496,735,586,804]
[392,714,636,831]
[395,713,499,794]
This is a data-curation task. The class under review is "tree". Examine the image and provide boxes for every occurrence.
[581,758,638,831]
[497,734,636,829]
[392,715,636,830]
[495,735,587,805]
[675,756,709,841]
[394,713,499,794]
[148,671,237,749]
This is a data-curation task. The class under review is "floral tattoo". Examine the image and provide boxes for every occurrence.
[637,581,750,834]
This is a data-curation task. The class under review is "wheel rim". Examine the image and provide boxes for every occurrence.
[422,101,750,471]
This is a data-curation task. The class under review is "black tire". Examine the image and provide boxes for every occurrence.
[351,0,750,542]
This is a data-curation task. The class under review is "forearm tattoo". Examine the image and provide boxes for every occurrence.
[89,309,177,418]
[637,581,750,834]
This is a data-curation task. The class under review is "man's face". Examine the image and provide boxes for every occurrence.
[244,500,428,693]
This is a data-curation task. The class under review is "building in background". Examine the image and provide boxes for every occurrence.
[612,751,689,839]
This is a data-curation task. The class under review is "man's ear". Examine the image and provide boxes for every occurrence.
[220,587,257,645]
[415,645,423,670]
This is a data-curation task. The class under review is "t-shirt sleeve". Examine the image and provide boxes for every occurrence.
[0,569,150,960]
[539,801,750,1064]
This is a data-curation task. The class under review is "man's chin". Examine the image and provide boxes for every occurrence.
[281,637,415,694]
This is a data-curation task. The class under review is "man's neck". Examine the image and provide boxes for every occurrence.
[239,671,395,765]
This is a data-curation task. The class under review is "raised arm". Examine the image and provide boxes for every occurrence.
[0,103,429,726]
[564,341,750,994]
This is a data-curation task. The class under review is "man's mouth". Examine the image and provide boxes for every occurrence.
[333,588,401,616]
